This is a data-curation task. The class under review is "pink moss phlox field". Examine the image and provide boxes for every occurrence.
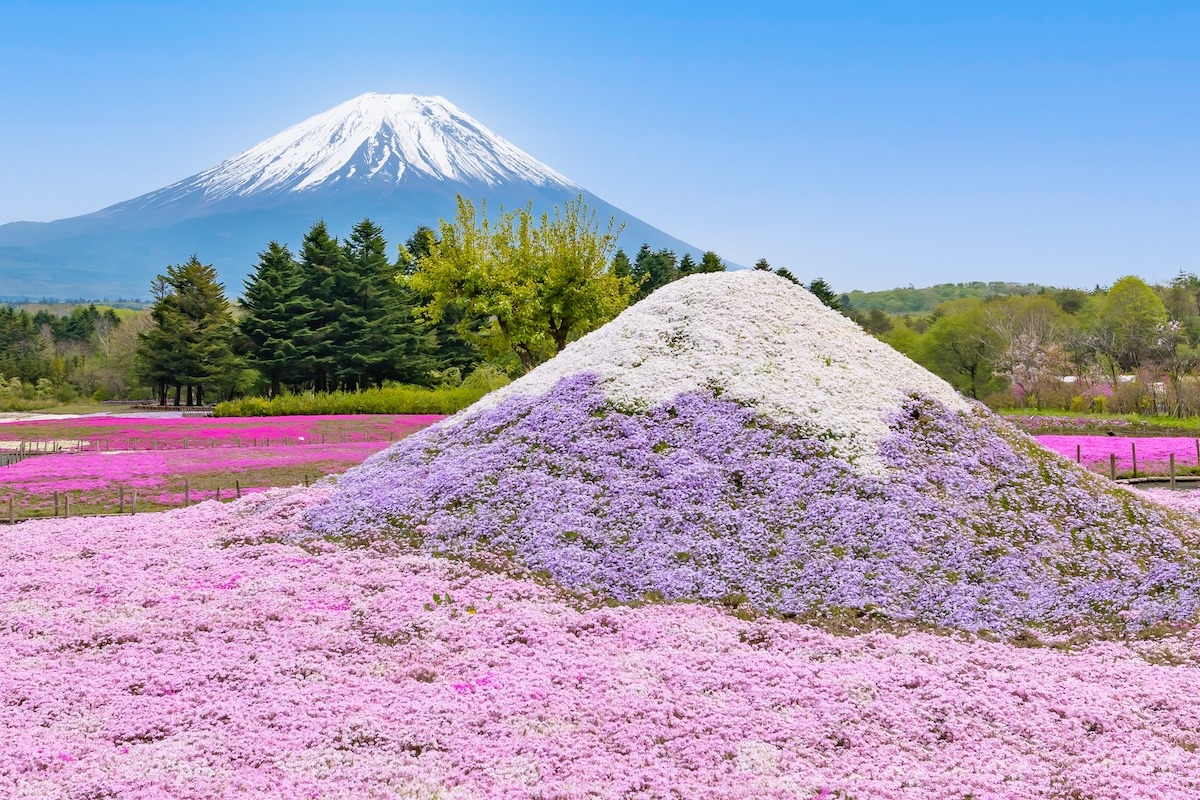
[1036,435,1200,471]
[0,414,444,448]
[0,443,385,496]
[311,374,1200,635]
[5,492,1200,798]
[1137,487,1200,517]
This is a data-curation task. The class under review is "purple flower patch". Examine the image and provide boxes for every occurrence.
[310,373,1200,635]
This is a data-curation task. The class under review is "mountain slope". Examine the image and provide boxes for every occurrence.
[0,94,707,298]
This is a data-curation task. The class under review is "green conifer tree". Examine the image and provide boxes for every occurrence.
[239,241,302,396]
[289,221,346,392]
[344,218,430,388]
[137,256,241,406]
[806,277,842,310]
[698,251,726,273]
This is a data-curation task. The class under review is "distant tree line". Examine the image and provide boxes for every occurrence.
[866,273,1200,415]
[0,303,140,404]
[135,219,459,405]
[847,281,1057,315]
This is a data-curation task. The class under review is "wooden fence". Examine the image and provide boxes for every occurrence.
[1071,439,1200,485]
[0,474,318,525]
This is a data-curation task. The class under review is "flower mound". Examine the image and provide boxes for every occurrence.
[313,373,1200,635]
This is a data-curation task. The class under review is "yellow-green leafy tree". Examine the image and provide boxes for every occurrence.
[407,195,639,373]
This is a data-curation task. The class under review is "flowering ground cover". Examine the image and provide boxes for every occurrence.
[0,442,385,514]
[10,273,1200,795]
[0,413,443,450]
[0,414,443,516]
[1036,434,1200,475]
[313,373,1200,637]
[1138,487,1200,517]
[1008,412,1200,437]
[4,490,1200,798]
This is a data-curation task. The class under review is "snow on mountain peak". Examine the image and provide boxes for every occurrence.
[176,93,578,203]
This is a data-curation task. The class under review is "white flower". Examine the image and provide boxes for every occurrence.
[452,271,969,472]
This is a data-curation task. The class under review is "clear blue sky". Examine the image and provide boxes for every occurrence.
[1,1,1196,291]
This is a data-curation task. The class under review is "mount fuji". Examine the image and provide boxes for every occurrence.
[0,93,709,299]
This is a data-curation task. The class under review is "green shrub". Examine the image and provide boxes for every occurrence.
[213,383,504,417]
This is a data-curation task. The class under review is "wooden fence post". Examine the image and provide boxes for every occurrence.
[1171,453,1177,489]
[1132,442,1137,478]
[1076,444,1081,464]
[184,480,189,507]
[236,480,241,498]
[216,486,221,501]
[119,487,125,514]
[8,498,14,525]
[1110,454,1117,481]
[54,490,59,517]
[132,489,137,514]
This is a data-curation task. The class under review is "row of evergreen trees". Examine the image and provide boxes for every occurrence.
[238,219,432,395]
[133,212,822,406]
[619,245,727,299]
[134,220,465,404]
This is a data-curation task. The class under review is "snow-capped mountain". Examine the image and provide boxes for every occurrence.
[134,94,577,209]
[0,93,705,298]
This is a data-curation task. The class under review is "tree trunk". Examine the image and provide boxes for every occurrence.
[173,385,181,406]
[551,319,571,352]
[515,346,536,374]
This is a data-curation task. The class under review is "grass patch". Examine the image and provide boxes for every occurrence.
[0,399,135,415]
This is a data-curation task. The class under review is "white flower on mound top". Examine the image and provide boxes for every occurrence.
[462,271,970,472]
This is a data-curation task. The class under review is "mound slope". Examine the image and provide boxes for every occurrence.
[312,272,1200,635]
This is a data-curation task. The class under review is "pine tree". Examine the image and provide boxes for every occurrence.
[698,251,726,273]
[754,258,772,271]
[137,256,241,405]
[240,242,302,396]
[136,276,188,405]
[806,278,842,310]
[631,245,679,299]
[679,253,697,275]
[397,225,439,275]
[345,218,430,388]
[774,267,801,285]
[611,249,632,279]
[289,221,346,393]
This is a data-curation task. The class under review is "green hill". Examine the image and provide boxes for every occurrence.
[847,281,1062,313]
